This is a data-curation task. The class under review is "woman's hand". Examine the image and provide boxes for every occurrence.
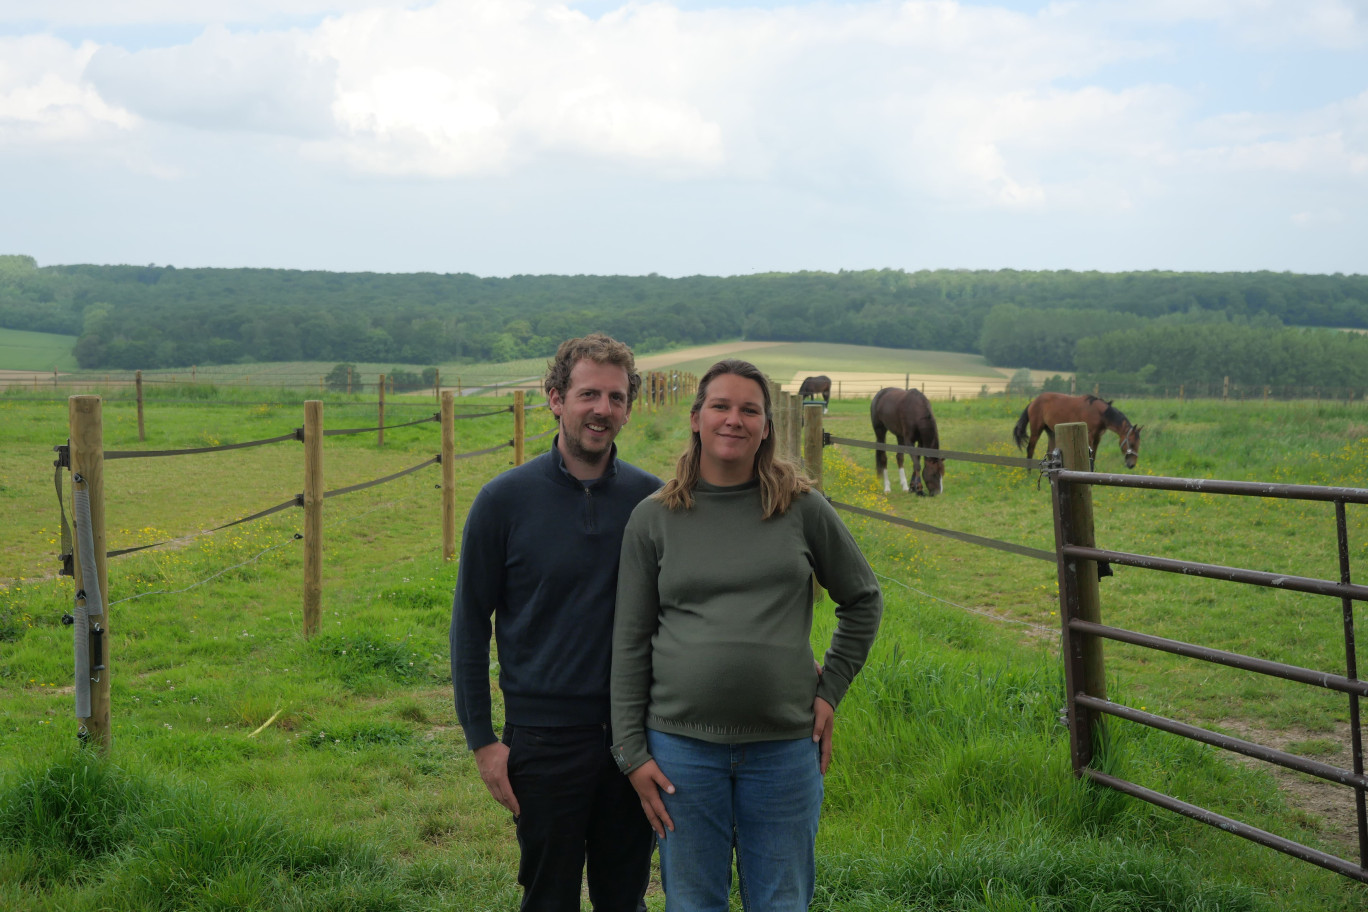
[812,696,835,775]
[627,759,676,837]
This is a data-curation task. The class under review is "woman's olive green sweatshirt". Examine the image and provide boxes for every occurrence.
[610,479,883,774]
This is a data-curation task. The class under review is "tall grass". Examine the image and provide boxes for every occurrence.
[2,381,1366,910]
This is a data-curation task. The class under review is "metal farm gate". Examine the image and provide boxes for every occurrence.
[1047,422,1368,884]
[802,404,1368,887]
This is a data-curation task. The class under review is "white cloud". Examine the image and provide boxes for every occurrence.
[0,1,402,28]
[85,24,337,136]
[0,35,137,145]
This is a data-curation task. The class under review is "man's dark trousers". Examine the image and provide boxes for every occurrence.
[504,722,653,911]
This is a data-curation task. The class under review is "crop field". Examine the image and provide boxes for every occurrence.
[0,328,79,373]
[1,342,1367,911]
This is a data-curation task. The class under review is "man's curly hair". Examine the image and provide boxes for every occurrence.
[543,333,642,407]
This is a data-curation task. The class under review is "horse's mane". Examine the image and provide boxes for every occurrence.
[1101,402,1129,428]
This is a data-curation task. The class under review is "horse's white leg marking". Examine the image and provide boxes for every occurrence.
[881,468,891,494]
[898,466,909,492]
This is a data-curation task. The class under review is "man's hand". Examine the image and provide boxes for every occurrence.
[627,759,676,838]
[474,741,519,815]
[812,696,835,775]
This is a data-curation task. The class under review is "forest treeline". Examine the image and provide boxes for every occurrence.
[3,253,1367,392]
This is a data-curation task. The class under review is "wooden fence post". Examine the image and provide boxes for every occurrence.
[434,368,441,402]
[69,395,111,753]
[803,402,825,603]
[303,400,323,637]
[803,402,824,492]
[513,390,526,466]
[377,374,386,448]
[1052,421,1106,774]
[442,391,456,561]
[772,386,788,459]
[1223,376,1230,400]
[135,370,145,441]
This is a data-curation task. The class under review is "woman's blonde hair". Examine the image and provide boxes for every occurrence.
[655,359,812,518]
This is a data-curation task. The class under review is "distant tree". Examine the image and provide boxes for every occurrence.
[1005,368,1035,396]
[326,363,356,392]
[387,368,424,392]
[1042,374,1070,393]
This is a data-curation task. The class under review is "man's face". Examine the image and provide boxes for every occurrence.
[548,359,632,469]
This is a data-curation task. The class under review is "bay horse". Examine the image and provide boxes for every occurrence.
[798,375,832,412]
[870,387,944,496]
[1012,392,1142,470]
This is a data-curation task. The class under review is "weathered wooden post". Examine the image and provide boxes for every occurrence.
[787,394,801,459]
[803,403,823,490]
[303,400,323,638]
[135,370,145,441]
[442,391,456,561]
[1223,376,1230,400]
[69,395,111,752]
[772,386,788,458]
[377,373,386,448]
[513,390,526,466]
[803,402,825,603]
[1052,421,1106,773]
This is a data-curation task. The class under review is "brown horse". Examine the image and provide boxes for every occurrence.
[871,387,944,496]
[1013,392,1142,470]
[798,375,832,412]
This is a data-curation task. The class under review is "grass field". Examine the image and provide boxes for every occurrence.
[2,344,1367,911]
[0,328,78,372]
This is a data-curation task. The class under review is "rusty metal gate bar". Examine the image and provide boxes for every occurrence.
[1050,464,1368,884]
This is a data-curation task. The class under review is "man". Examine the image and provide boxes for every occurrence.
[451,333,660,912]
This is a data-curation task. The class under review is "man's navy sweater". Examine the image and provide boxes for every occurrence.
[450,441,662,750]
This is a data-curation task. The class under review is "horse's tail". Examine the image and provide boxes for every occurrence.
[1012,407,1030,450]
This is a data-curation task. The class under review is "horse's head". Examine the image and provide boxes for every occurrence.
[920,457,945,496]
[1120,424,1142,469]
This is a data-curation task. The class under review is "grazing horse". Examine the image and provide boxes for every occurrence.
[1012,392,1143,470]
[870,387,944,496]
[798,375,832,412]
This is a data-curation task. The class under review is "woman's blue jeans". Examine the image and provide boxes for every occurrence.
[647,730,824,912]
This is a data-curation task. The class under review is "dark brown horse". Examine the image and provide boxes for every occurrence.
[871,387,944,496]
[798,375,832,412]
[1013,392,1142,470]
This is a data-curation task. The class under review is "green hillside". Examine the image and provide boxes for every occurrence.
[0,327,78,371]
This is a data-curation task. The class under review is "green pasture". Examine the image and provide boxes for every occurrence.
[1,363,1367,910]
[0,328,78,372]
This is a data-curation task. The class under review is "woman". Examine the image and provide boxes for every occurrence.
[610,359,883,911]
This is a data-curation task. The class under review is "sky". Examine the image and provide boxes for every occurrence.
[1,0,1365,278]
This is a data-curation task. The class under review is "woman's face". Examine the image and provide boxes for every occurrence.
[690,372,769,483]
